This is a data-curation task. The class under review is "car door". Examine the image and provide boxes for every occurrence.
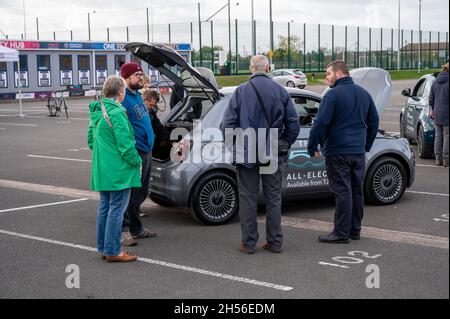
[280,71,292,86]
[282,95,329,196]
[404,78,427,140]
[271,70,284,86]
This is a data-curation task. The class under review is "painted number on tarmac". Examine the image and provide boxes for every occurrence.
[434,214,449,223]
[319,251,382,269]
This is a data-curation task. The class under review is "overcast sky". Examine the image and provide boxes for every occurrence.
[0,0,448,38]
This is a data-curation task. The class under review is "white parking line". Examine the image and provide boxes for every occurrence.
[28,155,92,163]
[0,115,89,121]
[0,198,89,213]
[0,123,37,127]
[416,164,446,168]
[318,262,350,269]
[259,216,449,249]
[0,229,294,292]
[407,190,449,197]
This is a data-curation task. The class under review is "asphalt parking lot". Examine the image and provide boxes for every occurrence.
[0,79,448,299]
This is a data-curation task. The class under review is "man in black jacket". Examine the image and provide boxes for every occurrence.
[142,89,170,142]
[308,60,379,244]
[430,63,449,167]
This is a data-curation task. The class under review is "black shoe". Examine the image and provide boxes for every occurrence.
[318,233,349,244]
[350,234,361,241]
[239,243,256,255]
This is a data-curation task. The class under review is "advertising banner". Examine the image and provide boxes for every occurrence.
[38,70,51,87]
[60,70,73,86]
[0,71,7,88]
[14,71,28,87]
[96,69,107,85]
[78,70,90,85]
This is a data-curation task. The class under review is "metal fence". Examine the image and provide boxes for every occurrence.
[6,20,449,75]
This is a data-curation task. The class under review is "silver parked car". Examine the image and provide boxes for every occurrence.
[272,69,308,89]
[125,43,416,226]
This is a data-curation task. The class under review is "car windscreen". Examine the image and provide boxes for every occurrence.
[200,95,232,130]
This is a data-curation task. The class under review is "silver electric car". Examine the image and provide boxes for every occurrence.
[125,43,416,226]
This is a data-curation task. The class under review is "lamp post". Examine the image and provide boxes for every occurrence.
[198,3,202,66]
[88,11,96,42]
[397,0,401,70]
[23,0,27,40]
[204,1,239,74]
[251,0,255,55]
[418,0,422,74]
[270,0,273,53]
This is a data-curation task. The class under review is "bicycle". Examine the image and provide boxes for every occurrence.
[47,90,69,118]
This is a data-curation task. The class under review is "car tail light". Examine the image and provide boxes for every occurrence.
[293,75,301,79]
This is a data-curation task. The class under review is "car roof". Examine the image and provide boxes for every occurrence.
[219,86,321,100]
[273,69,304,73]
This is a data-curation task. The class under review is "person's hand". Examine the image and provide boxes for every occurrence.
[429,108,435,120]
[314,151,321,158]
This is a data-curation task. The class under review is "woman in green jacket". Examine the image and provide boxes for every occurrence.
[88,76,142,263]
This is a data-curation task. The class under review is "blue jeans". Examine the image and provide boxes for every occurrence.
[96,189,132,257]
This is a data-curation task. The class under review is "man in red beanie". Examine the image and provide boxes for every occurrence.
[119,62,158,247]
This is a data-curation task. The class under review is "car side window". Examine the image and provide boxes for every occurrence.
[291,96,320,127]
[272,71,281,77]
[413,79,427,98]
[423,78,434,99]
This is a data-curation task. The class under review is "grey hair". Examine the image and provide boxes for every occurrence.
[250,55,270,73]
[102,76,126,99]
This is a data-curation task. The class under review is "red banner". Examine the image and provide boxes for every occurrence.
[0,41,41,50]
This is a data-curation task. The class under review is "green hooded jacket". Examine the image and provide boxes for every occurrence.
[88,98,142,192]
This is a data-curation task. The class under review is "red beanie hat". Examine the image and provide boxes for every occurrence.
[120,62,144,79]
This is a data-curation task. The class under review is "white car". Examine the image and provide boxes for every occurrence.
[272,69,308,89]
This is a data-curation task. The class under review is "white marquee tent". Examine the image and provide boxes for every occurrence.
[0,45,24,117]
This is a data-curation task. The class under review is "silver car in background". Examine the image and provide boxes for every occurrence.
[125,43,416,226]
[272,69,308,89]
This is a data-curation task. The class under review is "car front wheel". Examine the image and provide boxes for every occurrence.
[190,172,238,225]
[365,157,407,205]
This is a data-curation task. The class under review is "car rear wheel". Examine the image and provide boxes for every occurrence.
[191,172,238,225]
[286,81,296,88]
[299,85,306,89]
[365,157,407,205]
[417,126,434,159]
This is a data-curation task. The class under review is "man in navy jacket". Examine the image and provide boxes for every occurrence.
[222,55,300,254]
[308,60,379,243]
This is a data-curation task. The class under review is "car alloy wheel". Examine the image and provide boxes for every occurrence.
[365,157,407,205]
[191,172,238,225]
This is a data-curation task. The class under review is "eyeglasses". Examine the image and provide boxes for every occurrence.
[133,73,145,78]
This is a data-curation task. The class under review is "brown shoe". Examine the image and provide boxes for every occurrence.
[262,243,282,253]
[106,251,138,263]
[239,243,255,254]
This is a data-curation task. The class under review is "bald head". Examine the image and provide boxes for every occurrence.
[250,55,270,74]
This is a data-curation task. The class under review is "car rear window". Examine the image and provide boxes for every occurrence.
[293,70,304,76]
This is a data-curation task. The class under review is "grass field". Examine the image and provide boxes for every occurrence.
[216,68,443,88]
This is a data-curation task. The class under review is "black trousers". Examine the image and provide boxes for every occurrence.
[122,150,152,235]
[325,154,366,238]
